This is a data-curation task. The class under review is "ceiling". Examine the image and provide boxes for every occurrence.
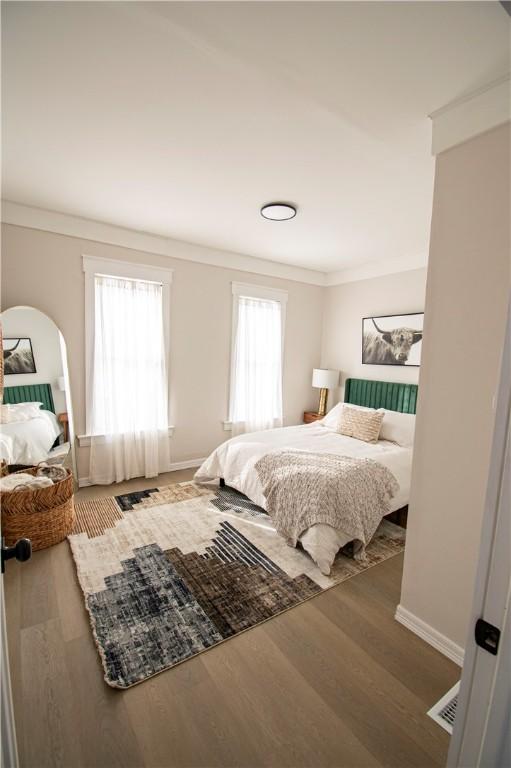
[2,1,509,274]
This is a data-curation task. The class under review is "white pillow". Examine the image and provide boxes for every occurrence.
[379,409,416,447]
[0,402,43,424]
[319,402,343,428]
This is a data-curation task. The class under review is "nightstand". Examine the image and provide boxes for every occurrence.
[58,412,69,442]
[303,411,322,424]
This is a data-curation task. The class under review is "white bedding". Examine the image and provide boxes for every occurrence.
[0,410,62,465]
[195,421,413,573]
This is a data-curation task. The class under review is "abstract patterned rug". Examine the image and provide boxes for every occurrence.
[69,482,405,689]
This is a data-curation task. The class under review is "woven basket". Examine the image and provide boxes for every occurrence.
[1,467,75,551]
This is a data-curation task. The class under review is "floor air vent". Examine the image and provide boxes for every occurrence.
[427,682,460,734]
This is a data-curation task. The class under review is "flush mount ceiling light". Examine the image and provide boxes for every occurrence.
[260,202,297,221]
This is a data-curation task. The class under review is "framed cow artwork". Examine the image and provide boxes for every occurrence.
[362,313,424,367]
[3,337,37,375]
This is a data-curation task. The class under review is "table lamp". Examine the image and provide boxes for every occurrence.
[312,368,340,416]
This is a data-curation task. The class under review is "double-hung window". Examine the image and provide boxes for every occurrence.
[229,282,287,435]
[83,256,172,484]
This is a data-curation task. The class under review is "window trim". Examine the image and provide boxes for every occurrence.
[226,281,288,430]
[82,255,173,437]
[231,281,288,304]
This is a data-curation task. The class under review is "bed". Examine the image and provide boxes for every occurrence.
[195,378,418,574]
[0,383,63,466]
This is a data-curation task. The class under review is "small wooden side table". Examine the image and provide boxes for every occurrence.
[303,411,322,424]
[58,412,69,442]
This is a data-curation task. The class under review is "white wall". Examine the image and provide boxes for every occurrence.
[1,224,323,481]
[320,269,427,405]
[1,306,67,413]
[0,222,430,483]
[399,122,510,651]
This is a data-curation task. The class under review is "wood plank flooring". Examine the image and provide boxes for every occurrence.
[4,470,459,768]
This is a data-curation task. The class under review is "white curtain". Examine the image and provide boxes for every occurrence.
[89,275,170,484]
[229,296,283,436]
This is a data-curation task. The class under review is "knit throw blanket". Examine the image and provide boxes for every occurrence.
[255,450,399,559]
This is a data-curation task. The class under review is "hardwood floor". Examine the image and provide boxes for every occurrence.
[4,470,459,768]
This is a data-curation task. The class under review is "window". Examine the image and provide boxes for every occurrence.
[83,256,172,484]
[229,282,287,435]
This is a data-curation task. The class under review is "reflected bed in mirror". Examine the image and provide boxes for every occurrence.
[0,306,77,480]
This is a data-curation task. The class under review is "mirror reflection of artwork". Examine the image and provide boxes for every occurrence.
[0,307,77,480]
[362,313,424,367]
[3,337,36,375]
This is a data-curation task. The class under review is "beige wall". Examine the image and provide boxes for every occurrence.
[400,122,511,649]
[321,268,427,404]
[1,224,323,480]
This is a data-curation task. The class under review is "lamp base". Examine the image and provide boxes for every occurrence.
[318,388,328,417]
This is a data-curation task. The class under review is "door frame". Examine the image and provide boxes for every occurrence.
[448,299,511,766]
[1,576,19,768]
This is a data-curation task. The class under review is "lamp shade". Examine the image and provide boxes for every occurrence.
[312,368,339,390]
[57,376,66,391]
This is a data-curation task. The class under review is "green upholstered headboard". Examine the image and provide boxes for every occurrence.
[3,383,56,414]
[344,378,418,414]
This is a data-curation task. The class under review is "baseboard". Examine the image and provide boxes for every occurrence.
[78,457,206,489]
[395,604,465,667]
[168,458,207,472]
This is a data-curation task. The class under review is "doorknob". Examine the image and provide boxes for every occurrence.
[1,536,32,573]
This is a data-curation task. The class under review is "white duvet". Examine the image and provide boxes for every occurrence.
[195,421,412,573]
[0,410,62,465]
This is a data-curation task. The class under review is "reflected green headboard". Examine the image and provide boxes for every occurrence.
[344,378,418,414]
[3,383,56,414]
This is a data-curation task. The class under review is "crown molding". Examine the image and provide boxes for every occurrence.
[1,200,429,287]
[0,200,327,287]
[325,253,428,286]
[430,75,511,156]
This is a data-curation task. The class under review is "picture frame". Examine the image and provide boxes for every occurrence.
[3,337,37,375]
[362,312,424,367]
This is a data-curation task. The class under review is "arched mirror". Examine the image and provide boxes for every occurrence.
[0,306,77,480]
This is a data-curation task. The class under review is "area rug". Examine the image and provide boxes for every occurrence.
[69,482,405,689]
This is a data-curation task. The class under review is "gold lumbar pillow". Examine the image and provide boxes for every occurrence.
[338,405,384,443]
